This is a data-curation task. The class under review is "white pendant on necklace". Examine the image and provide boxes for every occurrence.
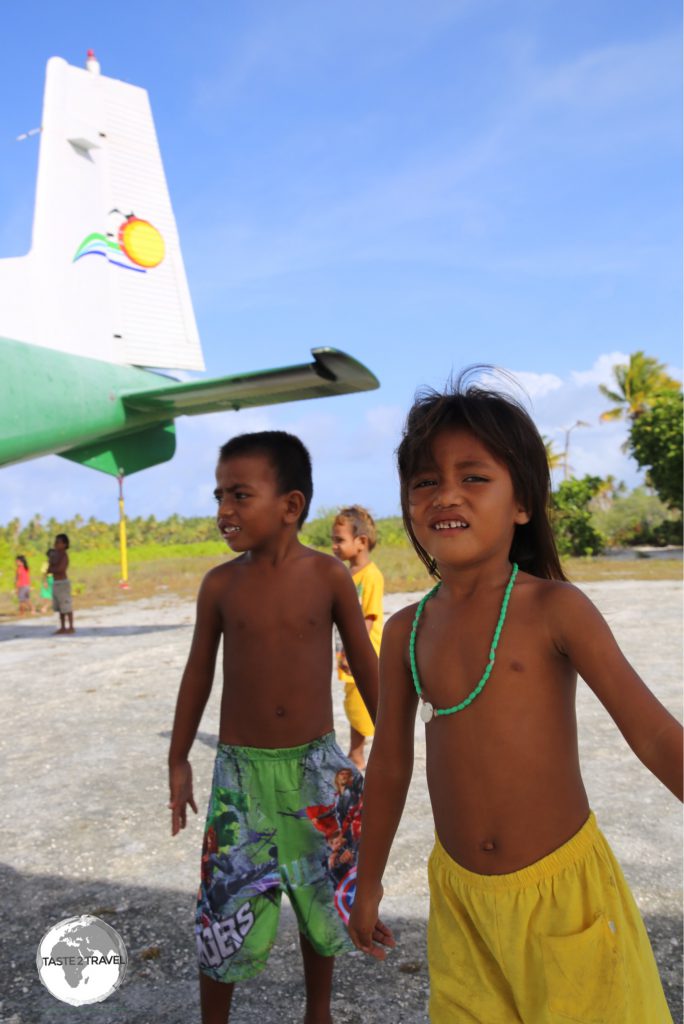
[420,700,434,723]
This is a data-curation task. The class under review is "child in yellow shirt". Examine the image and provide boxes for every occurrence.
[331,506,384,770]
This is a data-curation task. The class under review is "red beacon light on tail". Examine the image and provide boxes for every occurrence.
[85,49,101,75]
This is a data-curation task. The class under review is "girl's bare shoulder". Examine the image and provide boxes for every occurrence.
[385,601,422,639]
[515,573,601,643]
[516,571,584,605]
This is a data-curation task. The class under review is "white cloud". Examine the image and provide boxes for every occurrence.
[364,404,405,440]
[571,351,629,388]
[507,371,564,400]
[529,35,679,113]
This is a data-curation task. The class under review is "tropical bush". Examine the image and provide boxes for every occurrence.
[591,488,682,547]
[551,476,606,557]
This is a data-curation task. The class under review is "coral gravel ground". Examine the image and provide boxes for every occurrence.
[0,581,681,1023]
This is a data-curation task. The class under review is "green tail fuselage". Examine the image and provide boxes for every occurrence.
[1,337,178,476]
[0,337,380,477]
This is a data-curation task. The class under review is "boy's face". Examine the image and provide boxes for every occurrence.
[54,537,67,550]
[331,521,366,563]
[214,454,292,552]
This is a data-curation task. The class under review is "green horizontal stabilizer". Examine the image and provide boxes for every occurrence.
[59,422,176,477]
[121,347,379,416]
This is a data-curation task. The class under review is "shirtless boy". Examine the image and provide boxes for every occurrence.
[48,534,74,634]
[169,431,378,1024]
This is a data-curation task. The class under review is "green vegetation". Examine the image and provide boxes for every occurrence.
[2,348,680,614]
[591,487,682,548]
[628,392,683,511]
[551,476,605,557]
[598,350,680,423]
[599,351,682,512]
[1,497,681,619]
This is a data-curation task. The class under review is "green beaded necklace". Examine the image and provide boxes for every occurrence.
[410,562,519,723]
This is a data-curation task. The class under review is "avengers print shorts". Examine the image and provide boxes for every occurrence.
[195,732,363,983]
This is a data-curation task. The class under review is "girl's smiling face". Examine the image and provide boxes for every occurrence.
[407,427,529,570]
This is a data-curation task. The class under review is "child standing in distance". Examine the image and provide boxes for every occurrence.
[15,555,34,615]
[48,534,74,634]
[331,506,384,770]
[38,550,54,614]
[168,431,378,1024]
[348,375,682,1023]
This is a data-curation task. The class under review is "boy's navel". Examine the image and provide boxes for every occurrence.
[275,705,286,717]
[480,839,496,852]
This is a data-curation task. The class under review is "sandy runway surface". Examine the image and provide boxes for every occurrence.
[1,580,681,1023]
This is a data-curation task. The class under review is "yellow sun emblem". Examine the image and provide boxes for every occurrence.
[118,216,165,268]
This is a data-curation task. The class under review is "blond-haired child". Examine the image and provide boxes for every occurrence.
[331,506,384,770]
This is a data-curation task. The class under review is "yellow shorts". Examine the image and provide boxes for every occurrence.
[342,681,374,738]
[428,812,672,1023]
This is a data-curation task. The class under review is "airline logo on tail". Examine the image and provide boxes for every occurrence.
[73,209,165,273]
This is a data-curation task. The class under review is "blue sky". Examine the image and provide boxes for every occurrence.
[1,1,681,524]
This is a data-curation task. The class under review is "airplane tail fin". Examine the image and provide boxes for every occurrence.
[0,54,203,369]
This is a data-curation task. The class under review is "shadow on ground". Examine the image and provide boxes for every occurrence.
[0,624,188,642]
[2,865,681,1024]
[1,866,431,1024]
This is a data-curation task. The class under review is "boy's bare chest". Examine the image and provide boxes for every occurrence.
[220,583,332,638]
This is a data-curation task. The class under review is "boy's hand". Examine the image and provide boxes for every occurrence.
[168,759,198,836]
[347,884,396,960]
[337,650,351,675]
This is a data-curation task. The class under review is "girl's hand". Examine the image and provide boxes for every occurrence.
[168,759,198,836]
[348,884,396,959]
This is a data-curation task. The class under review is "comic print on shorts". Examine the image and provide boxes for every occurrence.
[195,738,363,982]
[195,777,281,981]
[294,763,363,925]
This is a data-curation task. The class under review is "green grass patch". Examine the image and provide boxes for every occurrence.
[0,537,680,620]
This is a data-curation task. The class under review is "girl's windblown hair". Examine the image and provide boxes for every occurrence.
[397,368,566,581]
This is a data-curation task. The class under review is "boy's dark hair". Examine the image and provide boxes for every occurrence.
[334,506,378,551]
[16,555,29,570]
[397,369,566,581]
[218,431,313,527]
[55,533,70,548]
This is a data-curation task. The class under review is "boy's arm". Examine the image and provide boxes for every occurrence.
[49,550,67,575]
[551,584,683,801]
[332,561,379,720]
[347,608,418,958]
[168,573,223,835]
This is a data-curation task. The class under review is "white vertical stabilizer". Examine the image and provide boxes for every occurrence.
[0,55,204,370]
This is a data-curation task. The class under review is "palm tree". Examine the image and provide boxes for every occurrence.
[599,351,680,422]
[543,436,563,472]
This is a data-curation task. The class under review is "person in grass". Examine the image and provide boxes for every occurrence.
[331,506,384,770]
[48,534,74,634]
[348,372,682,1023]
[168,431,378,1024]
[15,555,34,615]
